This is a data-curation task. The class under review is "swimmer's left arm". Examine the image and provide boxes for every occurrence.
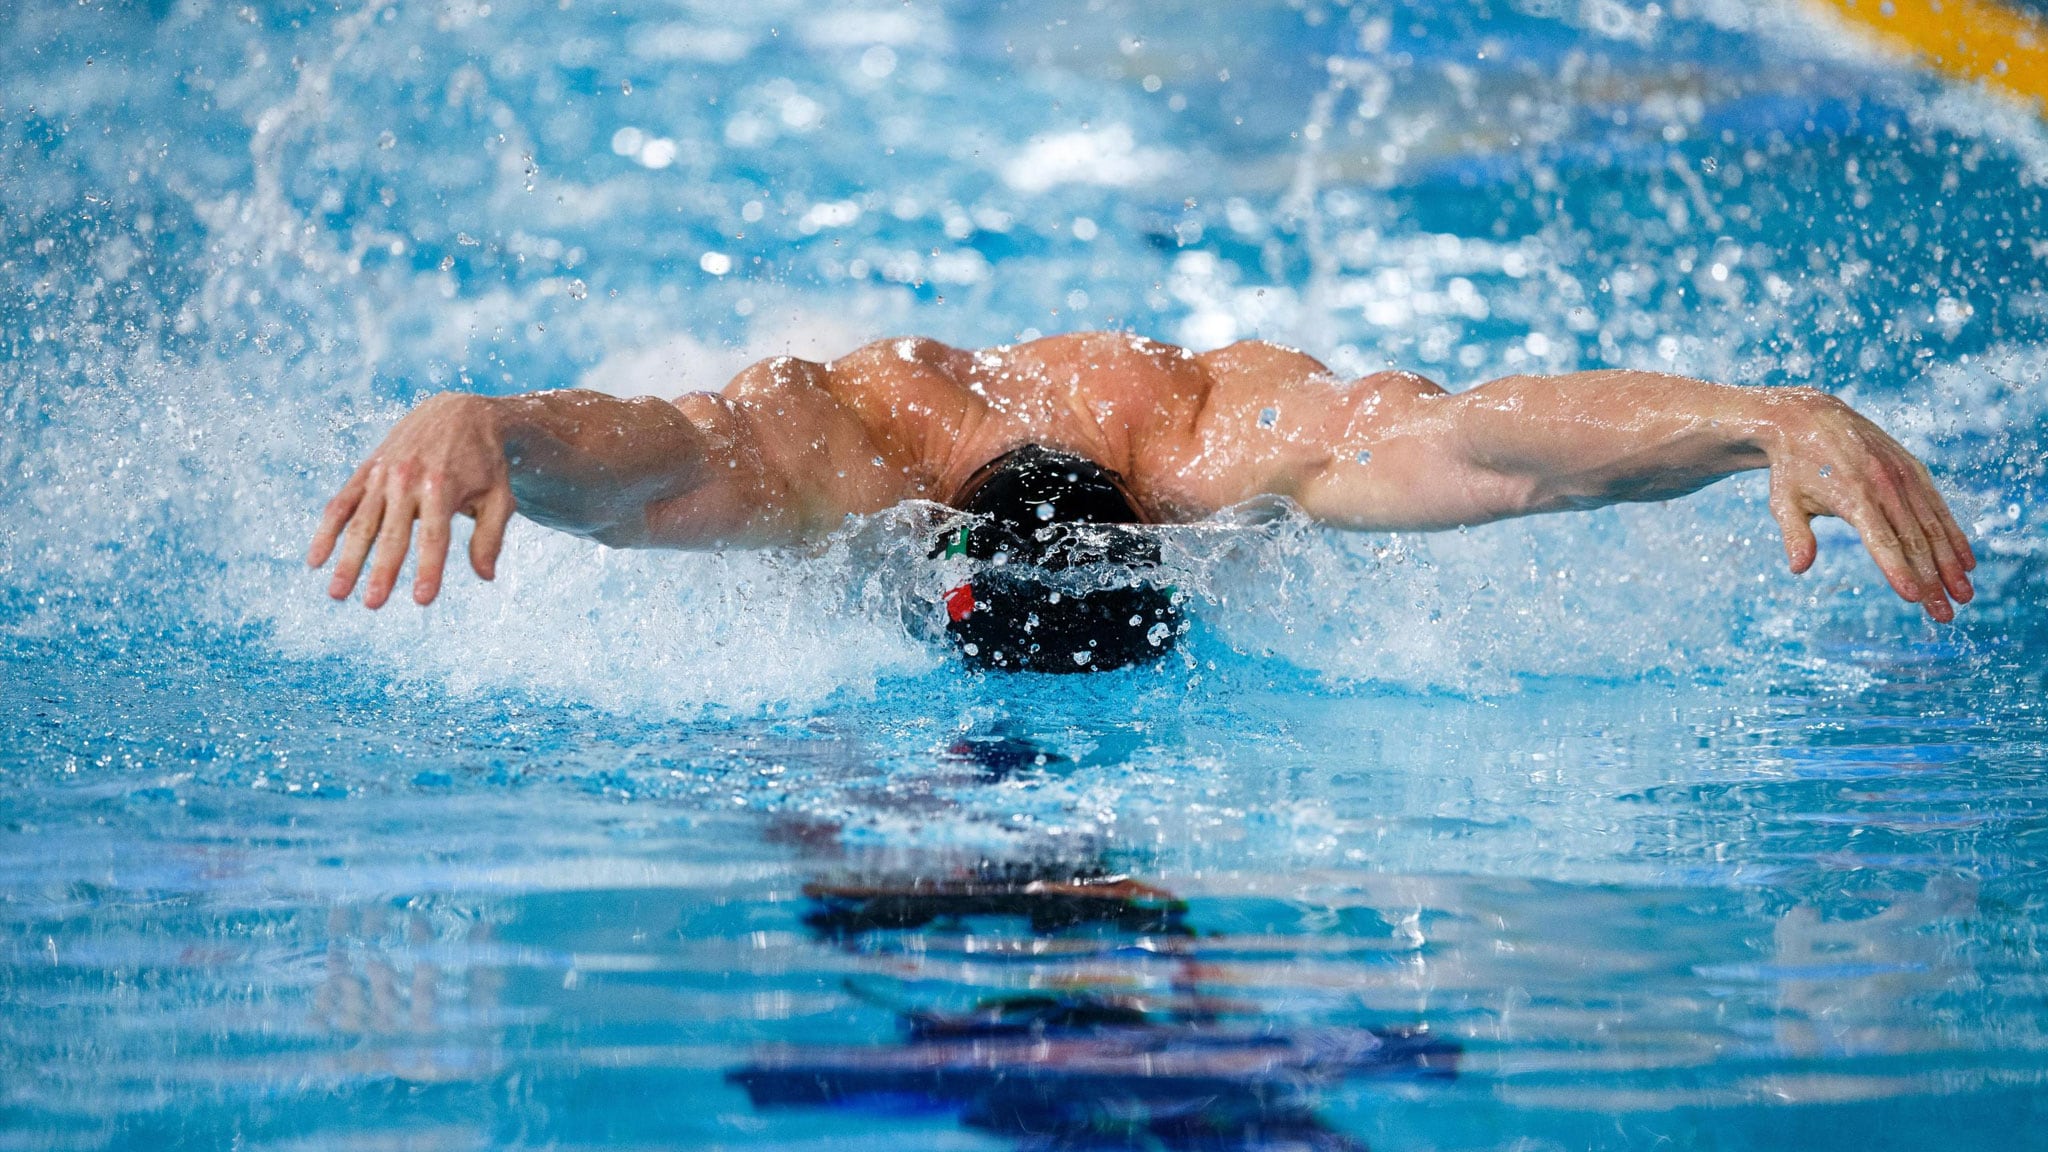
[307,358,916,608]
[1285,368,1975,622]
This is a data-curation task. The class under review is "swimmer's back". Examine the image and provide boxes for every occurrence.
[776,332,1365,518]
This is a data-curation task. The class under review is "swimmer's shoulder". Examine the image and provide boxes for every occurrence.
[1193,339,1334,387]
[1352,368,1448,401]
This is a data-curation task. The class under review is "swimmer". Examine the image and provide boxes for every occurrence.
[308,332,1976,671]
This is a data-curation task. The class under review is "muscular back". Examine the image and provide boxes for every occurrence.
[713,331,1447,532]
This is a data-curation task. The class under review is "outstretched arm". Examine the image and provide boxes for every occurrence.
[307,357,907,607]
[1190,353,1974,621]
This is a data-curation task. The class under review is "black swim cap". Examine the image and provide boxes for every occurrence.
[935,445,1183,674]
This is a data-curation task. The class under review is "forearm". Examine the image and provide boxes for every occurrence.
[485,389,713,543]
[1432,367,1975,621]
[1290,369,1779,531]
[1447,370,1781,513]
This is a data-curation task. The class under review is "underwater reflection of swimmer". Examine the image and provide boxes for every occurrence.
[310,903,503,1082]
[730,992,1457,1151]
[311,331,1978,673]
[802,859,1191,938]
[1769,876,1978,1059]
[731,860,1459,1151]
[943,731,1072,778]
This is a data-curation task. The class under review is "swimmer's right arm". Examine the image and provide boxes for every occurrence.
[308,357,910,607]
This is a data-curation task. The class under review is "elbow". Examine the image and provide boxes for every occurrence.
[585,514,651,549]
[515,499,648,549]
[1522,478,1608,514]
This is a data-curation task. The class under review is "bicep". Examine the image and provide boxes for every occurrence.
[1176,363,1516,529]
[639,361,908,547]
[1291,375,1537,531]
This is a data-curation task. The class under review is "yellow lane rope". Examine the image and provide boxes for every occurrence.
[1814,0,2048,108]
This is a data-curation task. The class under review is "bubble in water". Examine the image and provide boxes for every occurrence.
[566,278,587,299]
[859,45,897,79]
[1036,502,1055,520]
[639,138,677,169]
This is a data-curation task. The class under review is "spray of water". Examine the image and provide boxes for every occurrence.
[2,0,2042,719]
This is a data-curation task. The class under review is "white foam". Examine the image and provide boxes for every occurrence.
[1000,124,1178,194]
[3,0,2039,723]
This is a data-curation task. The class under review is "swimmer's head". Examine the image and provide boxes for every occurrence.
[934,445,1183,674]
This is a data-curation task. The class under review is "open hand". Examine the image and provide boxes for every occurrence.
[1762,389,1974,622]
[307,393,516,608]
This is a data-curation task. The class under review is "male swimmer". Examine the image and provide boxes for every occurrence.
[308,333,1975,672]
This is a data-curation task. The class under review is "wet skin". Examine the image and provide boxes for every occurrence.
[308,331,1975,621]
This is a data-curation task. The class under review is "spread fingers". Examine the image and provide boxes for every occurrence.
[1768,472,1818,574]
[1871,470,1950,619]
[413,487,454,606]
[308,477,366,569]
[363,491,419,610]
[328,486,385,600]
[468,489,514,581]
[1897,463,1972,604]
[1909,455,1976,573]
[1835,494,1928,611]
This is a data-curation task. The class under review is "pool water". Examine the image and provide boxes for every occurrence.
[4,1,2047,1148]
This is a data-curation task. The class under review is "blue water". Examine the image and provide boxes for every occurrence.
[5,1,2048,1148]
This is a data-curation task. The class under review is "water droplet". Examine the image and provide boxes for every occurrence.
[1257,407,1279,429]
[1355,449,1372,465]
[621,79,633,95]
[566,278,587,300]
[1035,502,1055,520]
[1819,464,1833,478]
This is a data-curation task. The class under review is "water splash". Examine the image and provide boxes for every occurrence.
[1,0,2042,721]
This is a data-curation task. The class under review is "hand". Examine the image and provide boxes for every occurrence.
[307,393,517,608]
[1761,389,1975,622]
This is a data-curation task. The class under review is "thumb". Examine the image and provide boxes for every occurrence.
[1769,473,1818,575]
